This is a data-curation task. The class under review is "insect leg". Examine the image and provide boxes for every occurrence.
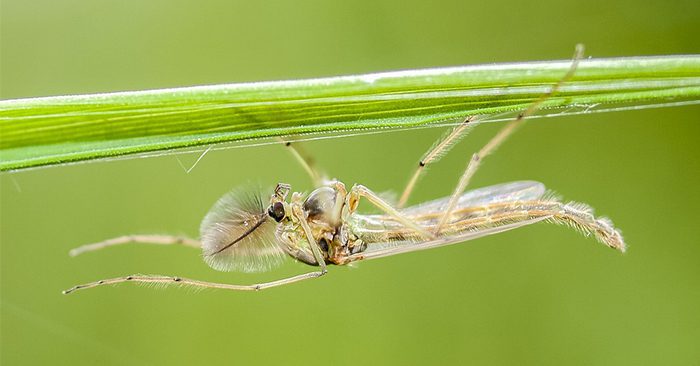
[68,235,200,257]
[289,200,329,272]
[434,44,585,234]
[278,137,324,187]
[62,271,327,294]
[64,202,330,294]
[348,184,435,239]
[398,116,478,207]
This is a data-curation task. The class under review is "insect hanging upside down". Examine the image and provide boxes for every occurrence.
[63,44,625,295]
[64,179,624,294]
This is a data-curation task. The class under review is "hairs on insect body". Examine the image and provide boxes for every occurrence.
[199,185,286,273]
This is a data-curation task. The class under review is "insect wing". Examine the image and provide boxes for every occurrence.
[348,216,549,262]
[400,181,545,216]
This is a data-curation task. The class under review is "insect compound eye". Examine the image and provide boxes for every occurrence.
[268,202,286,222]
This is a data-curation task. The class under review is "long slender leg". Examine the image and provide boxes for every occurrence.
[398,116,478,208]
[64,201,329,295]
[348,184,435,239]
[62,271,327,294]
[435,44,585,233]
[289,199,329,272]
[278,137,323,187]
[69,235,200,257]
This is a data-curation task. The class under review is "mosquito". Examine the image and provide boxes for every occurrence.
[63,44,625,295]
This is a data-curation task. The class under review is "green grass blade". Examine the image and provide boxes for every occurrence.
[1,55,699,172]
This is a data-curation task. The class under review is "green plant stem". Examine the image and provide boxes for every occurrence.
[1,55,699,172]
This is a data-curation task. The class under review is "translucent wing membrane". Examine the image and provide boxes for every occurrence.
[348,181,625,262]
[199,187,286,272]
[400,181,546,215]
[350,218,551,261]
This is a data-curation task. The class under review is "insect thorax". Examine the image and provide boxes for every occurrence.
[275,184,368,266]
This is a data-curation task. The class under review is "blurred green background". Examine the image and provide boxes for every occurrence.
[1,0,699,365]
